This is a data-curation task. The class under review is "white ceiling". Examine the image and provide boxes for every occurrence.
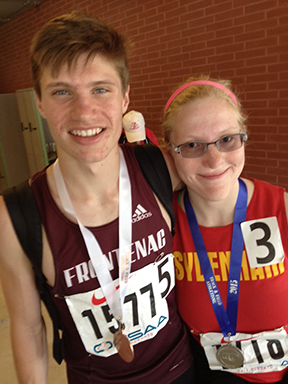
[0,0,45,25]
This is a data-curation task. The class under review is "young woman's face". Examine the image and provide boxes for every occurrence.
[170,97,245,203]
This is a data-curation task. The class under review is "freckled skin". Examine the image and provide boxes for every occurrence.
[36,53,129,166]
[170,97,245,207]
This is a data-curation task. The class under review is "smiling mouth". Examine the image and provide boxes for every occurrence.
[202,169,228,178]
[70,128,103,137]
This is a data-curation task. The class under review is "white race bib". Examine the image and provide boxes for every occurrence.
[201,327,288,374]
[65,254,175,357]
[241,217,284,268]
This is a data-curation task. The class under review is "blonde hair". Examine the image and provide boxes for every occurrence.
[162,75,247,146]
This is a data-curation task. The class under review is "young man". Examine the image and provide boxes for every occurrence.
[0,11,194,384]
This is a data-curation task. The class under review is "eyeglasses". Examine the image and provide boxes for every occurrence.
[170,133,248,159]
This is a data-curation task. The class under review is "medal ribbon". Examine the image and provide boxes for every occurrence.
[184,179,247,336]
[53,148,132,322]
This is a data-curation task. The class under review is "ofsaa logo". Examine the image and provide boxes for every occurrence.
[132,204,152,223]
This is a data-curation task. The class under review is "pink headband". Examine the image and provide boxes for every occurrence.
[164,80,238,113]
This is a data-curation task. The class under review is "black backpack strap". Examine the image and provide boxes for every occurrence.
[3,180,42,283]
[134,144,175,235]
[2,181,64,364]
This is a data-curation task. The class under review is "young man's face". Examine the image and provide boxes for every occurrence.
[36,53,130,164]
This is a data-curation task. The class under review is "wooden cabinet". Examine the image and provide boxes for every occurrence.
[16,88,56,176]
[0,93,30,193]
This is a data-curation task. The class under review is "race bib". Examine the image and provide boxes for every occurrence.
[201,327,288,374]
[65,254,175,357]
[241,217,284,268]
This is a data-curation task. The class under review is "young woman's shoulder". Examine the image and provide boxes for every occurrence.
[241,177,255,206]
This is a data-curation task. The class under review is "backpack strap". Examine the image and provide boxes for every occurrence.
[3,180,42,284]
[2,181,64,364]
[134,144,175,235]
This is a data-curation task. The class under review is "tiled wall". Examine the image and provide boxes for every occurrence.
[0,0,287,188]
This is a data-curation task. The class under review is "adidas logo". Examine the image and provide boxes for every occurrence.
[132,204,152,223]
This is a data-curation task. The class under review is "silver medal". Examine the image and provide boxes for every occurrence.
[216,343,244,369]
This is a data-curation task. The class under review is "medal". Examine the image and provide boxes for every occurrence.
[184,180,248,368]
[216,334,244,369]
[54,150,134,360]
[216,344,244,369]
[114,320,134,363]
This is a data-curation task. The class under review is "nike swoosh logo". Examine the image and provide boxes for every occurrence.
[91,285,120,306]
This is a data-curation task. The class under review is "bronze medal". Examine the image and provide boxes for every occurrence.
[216,343,244,369]
[114,322,134,363]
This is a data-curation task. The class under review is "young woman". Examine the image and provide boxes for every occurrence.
[162,75,288,383]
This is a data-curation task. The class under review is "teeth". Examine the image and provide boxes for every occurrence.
[70,128,103,137]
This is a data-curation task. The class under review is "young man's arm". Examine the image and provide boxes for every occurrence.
[161,148,184,191]
[0,195,48,384]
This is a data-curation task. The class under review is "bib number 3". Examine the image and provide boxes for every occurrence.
[241,217,284,268]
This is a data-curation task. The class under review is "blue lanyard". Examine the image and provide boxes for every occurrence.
[184,179,247,336]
